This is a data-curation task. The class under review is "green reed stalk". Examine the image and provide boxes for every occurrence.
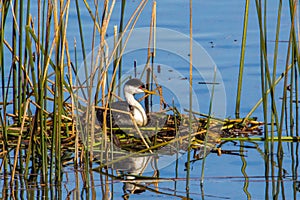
[278,19,294,156]
[0,2,10,107]
[272,0,282,107]
[255,0,280,131]
[0,0,10,174]
[40,0,47,76]
[60,0,70,181]
[75,0,88,87]
[288,0,300,72]
[289,53,294,137]
[18,0,24,123]
[186,0,193,196]
[263,0,269,144]
[262,3,272,187]
[7,0,19,180]
[34,0,48,184]
[25,3,39,102]
[12,0,18,117]
[117,0,126,96]
[52,0,61,183]
[16,0,24,177]
[26,32,38,103]
[295,67,299,136]
[257,0,269,149]
[23,0,33,179]
[200,67,217,186]
[235,0,249,118]
[263,0,267,52]
[25,0,42,182]
[269,0,282,164]
[45,0,56,184]
[44,0,52,183]
[285,0,296,139]
[289,1,300,151]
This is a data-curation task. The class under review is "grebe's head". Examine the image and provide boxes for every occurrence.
[123,78,155,95]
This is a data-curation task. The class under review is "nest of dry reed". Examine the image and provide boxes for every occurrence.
[0,107,263,163]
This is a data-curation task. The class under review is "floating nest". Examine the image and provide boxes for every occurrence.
[0,108,263,162]
[91,109,263,156]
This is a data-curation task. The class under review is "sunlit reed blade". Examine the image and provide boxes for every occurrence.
[235,0,249,119]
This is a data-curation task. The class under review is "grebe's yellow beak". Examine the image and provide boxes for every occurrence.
[142,88,157,95]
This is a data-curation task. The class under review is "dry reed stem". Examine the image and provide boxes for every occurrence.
[99,1,149,157]
[94,0,148,97]
[82,0,101,32]
[128,114,153,153]
[10,98,30,184]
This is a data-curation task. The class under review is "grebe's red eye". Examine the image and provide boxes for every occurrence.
[139,85,145,89]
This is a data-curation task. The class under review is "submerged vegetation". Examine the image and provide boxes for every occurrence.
[0,0,299,199]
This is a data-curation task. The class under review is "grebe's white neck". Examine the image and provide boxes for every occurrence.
[124,92,147,126]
